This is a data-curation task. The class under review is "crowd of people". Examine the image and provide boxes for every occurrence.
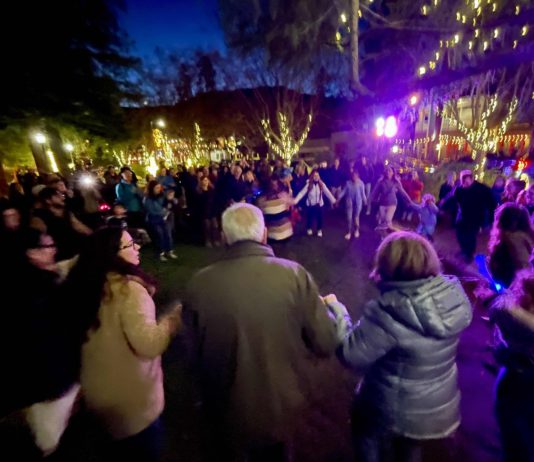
[1,156,534,462]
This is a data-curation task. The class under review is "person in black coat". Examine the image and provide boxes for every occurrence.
[0,229,81,458]
[449,170,496,262]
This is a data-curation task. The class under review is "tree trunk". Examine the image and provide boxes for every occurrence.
[0,154,9,197]
[349,0,371,96]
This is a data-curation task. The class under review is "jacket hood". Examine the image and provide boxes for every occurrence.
[379,275,472,338]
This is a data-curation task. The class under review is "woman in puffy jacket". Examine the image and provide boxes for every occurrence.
[327,231,472,462]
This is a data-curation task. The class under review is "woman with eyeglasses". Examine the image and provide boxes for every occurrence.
[1,228,81,459]
[64,227,181,461]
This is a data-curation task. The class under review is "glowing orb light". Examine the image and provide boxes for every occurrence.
[384,116,398,138]
[375,117,385,136]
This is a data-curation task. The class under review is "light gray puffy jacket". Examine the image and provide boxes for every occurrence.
[339,275,472,439]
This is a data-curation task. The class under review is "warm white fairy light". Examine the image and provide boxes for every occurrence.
[261,112,313,161]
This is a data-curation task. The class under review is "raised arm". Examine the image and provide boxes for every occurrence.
[338,300,397,370]
[120,281,180,359]
[296,269,339,357]
[293,184,308,205]
[337,184,348,202]
[323,184,337,205]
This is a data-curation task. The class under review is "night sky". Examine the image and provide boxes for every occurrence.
[122,0,225,59]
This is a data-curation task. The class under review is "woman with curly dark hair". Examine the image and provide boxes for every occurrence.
[489,202,534,288]
[66,227,181,460]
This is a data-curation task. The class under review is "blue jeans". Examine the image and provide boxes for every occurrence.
[147,220,173,253]
[495,367,534,462]
[346,199,362,233]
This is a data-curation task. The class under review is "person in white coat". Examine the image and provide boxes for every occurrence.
[294,170,336,237]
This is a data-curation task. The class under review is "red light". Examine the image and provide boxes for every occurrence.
[99,203,111,212]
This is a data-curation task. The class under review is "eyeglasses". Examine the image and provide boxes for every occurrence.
[119,240,141,250]
[36,244,57,249]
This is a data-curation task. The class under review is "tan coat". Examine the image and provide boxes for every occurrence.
[80,273,174,439]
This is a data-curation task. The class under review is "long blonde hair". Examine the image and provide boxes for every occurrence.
[372,231,441,282]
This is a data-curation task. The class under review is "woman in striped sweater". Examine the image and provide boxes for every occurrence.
[257,177,294,242]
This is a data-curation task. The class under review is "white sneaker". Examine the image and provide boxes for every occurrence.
[317,230,323,237]
[307,229,313,236]
[344,233,351,240]
[354,230,360,238]
[159,253,168,262]
[167,251,178,259]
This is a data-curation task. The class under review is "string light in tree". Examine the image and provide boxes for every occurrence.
[261,112,313,161]
[416,1,531,77]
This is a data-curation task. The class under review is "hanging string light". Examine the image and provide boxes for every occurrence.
[416,1,529,78]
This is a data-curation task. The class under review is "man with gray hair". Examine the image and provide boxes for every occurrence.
[186,202,340,461]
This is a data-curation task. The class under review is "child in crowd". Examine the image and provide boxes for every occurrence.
[326,231,472,462]
[165,188,178,238]
[294,170,336,237]
[411,193,439,241]
[338,169,367,240]
[106,203,151,245]
[106,203,128,229]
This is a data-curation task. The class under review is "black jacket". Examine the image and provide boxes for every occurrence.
[453,181,495,227]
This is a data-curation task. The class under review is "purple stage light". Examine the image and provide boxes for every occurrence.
[375,117,385,137]
[384,116,398,138]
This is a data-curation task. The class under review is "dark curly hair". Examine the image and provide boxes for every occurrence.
[489,203,534,253]
[61,227,156,340]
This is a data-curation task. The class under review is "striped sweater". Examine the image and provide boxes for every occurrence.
[257,193,294,241]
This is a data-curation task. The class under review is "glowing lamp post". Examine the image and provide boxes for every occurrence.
[34,132,47,145]
[64,142,75,169]
[32,132,51,173]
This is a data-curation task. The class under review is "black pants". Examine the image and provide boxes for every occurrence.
[455,221,479,260]
[201,407,290,462]
[306,205,323,231]
[127,211,145,229]
[495,368,534,462]
[106,418,162,462]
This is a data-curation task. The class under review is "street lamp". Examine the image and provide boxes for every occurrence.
[156,119,165,128]
[64,142,75,168]
[46,150,59,173]
[34,132,47,144]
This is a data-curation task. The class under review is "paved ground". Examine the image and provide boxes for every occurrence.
[56,209,502,462]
